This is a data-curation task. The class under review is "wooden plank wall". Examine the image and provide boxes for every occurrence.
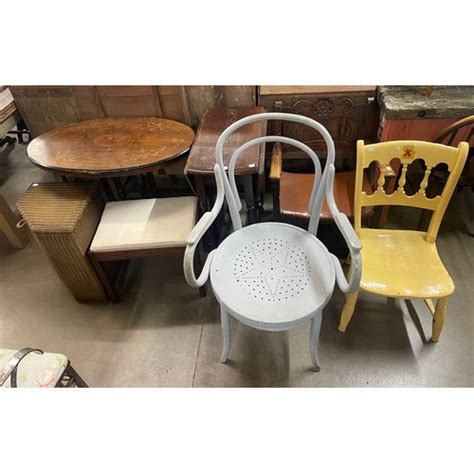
[10,86,80,137]
[9,86,257,137]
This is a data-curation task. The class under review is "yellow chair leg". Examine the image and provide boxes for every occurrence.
[431,297,448,342]
[338,290,359,332]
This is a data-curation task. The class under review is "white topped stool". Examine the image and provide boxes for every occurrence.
[89,196,206,302]
[183,113,362,371]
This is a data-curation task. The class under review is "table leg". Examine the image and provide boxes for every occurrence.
[243,174,257,224]
[257,170,265,218]
[194,176,218,250]
[146,172,159,197]
[194,175,209,214]
[0,136,15,149]
[88,253,119,303]
[100,178,116,202]
[139,174,153,198]
[112,178,127,200]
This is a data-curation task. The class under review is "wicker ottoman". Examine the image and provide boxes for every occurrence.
[17,183,107,303]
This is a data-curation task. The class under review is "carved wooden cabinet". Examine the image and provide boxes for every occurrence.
[258,86,377,169]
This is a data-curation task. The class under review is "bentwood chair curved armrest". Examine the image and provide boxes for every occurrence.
[326,163,362,294]
[183,164,226,288]
[187,212,214,245]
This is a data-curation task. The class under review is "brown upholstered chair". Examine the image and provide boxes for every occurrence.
[269,142,393,229]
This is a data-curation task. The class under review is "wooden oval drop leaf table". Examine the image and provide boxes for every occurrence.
[27,117,195,178]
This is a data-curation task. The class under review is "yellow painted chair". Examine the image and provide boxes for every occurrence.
[339,139,469,341]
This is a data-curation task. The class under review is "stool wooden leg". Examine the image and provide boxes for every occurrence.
[431,297,448,342]
[88,253,119,303]
[338,290,360,332]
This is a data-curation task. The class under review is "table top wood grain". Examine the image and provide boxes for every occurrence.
[185,106,266,176]
[26,117,195,177]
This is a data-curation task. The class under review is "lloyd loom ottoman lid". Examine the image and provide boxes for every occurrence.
[17,182,98,234]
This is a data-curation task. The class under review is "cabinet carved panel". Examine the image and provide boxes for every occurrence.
[259,87,377,168]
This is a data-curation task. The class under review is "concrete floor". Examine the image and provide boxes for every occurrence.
[1,142,473,387]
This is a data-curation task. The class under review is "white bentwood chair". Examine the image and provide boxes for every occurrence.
[183,113,361,371]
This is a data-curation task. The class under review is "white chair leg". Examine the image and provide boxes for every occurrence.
[220,305,231,363]
[309,312,322,372]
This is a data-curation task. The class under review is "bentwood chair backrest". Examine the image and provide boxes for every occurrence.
[184,112,360,295]
[215,112,336,235]
[436,115,474,147]
[354,140,469,242]
[435,116,474,185]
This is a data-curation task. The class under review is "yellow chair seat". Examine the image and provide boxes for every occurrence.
[359,229,455,299]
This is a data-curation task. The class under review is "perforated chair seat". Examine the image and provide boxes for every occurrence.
[210,222,335,330]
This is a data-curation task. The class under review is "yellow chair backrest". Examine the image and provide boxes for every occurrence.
[354,140,469,243]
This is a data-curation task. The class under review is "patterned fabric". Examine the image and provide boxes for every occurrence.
[0,348,68,388]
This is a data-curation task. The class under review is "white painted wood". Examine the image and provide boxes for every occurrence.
[215,112,336,235]
[183,164,225,288]
[183,113,362,371]
[326,164,362,293]
[310,312,323,372]
[210,222,335,331]
[228,135,322,219]
[220,305,231,363]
